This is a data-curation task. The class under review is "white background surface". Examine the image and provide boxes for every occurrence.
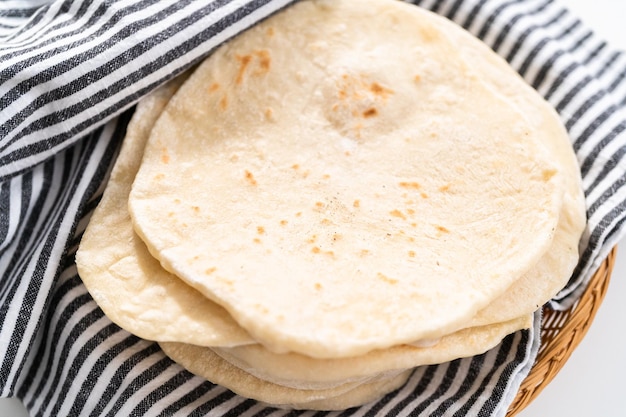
[1,1,625,416]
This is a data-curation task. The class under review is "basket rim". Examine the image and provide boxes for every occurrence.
[506,246,616,415]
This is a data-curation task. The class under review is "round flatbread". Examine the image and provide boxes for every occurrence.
[74,73,533,356]
[211,314,532,389]
[129,0,563,358]
[435,8,586,327]
[159,342,412,410]
[76,77,254,347]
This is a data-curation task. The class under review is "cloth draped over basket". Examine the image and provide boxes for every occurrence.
[1,0,625,416]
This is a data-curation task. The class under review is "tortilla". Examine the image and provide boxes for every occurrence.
[77,0,583,356]
[211,315,532,389]
[75,77,253,347]
[434,7,586,326]
[128,0,563,358]
[74,75,532,355]
[159,342,412,410]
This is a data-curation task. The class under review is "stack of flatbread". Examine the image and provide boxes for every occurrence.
[75,0,586,410]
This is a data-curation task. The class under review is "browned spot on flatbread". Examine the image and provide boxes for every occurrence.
[254,50,271,74]
[236,54,253,84]
[399,181,420,189]
[161,147,170,164]
[542,169,557,182]
[245,170,257,186]
[377,272,398,285]
[220,94,229,111]
[390,209,406,220]
[362,107,378,118]
[369,82,394,98]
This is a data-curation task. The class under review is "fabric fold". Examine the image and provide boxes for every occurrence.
[0,0,297,181]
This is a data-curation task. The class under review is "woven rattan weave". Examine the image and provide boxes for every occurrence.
[506,247,617,415]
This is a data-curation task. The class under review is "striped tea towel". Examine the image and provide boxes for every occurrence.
[1,0,625,415]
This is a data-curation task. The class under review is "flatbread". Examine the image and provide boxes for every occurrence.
[77,0,583,356]
[129,0,563,358]
[159,342,412,410]
[210,314,532,389]
[74,75,531,355]
[435,8,586,326]
[75,77,253,347]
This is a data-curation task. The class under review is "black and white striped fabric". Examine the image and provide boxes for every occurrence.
[1,0,625,415]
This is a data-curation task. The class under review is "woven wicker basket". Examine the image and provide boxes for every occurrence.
[506,246,617,415]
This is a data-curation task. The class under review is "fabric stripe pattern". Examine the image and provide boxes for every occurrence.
[1,0,625,416]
